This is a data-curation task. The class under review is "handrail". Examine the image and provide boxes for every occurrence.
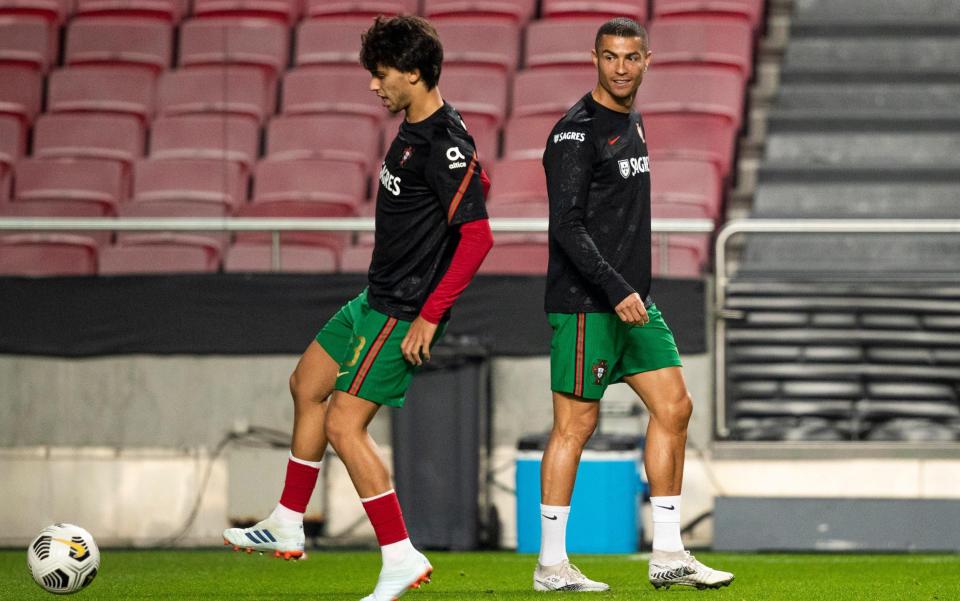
[0,217,715,233]
[712,218,960,439]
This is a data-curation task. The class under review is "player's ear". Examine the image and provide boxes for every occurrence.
[591,47,599,68]
[406,69,422,86]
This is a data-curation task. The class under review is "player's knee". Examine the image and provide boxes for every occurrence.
[554,415,598,446]
[290,368,326,408]
[664,392,693,431]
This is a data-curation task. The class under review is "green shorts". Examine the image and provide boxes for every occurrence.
[549,304,682,400]
[316,289,445,408]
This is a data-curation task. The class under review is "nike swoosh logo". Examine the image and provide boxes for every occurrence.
[53,538,88,558]
[542,514,558,520]
[337,371,349,377]
[655,504,676,510]
[608,135,621,145]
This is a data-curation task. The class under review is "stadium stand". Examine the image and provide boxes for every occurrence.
[149,114,260,172]
[233,201,353,251]
[99,234,223,274]
[502,114,558,160]
[47,66,157,122]
[305,0,418,18]
[652,0,765,30]
[726,0,960,441]
[0,15,54,72]
[647,16,753,80]
[64,18,173,73]
[266,113,380,173]
[523,18,597,68]
[434,18,520,71]
[0,200,112,245]
[282,65,385,123]
[251,158,365,213]
[541,0,647,20]
[0,0,70,24]
[0,115,23,200]
[157,65,274,123]
[479,242,549,274]
[0,65,42,124]
[13,157,125,214]
[438,65,508,129]
[0,233,99,275]
[191,0,300,24]
[423,0,537,22]
[651,158,721,219]
[295,16,376,66]
[179,17,290,80]
[73,0,187,21]
[32,113,144,177]
[511,65,595,116]
[225,243,339,272]
[130,158,248,213]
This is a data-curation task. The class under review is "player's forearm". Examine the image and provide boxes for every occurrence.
[552,221,635,307]
[419,218,494,324]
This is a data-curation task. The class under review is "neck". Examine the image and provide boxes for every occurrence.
[405,87,444,123]
[591,84,634,113]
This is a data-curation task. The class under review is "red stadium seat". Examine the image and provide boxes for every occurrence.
[541,0,647,21]
[648,16,753,80]
[0,16,53,72]
[179,17,289,79]
[234,201,352,250]
[635,65,744,128]
[0,65,42,123]
[643,113,735,178]
[192,0,300,24]
[467,121,498,162]
[158,66,273,123]
[47,66,157,122]
[0,115,24,199]
[304,0,417,18]
[653,0,764,29]
[511,65,595,117]
[478,241,548,274]
[282,66,384,124]
[0,233,98,276]
[266,114,380,174]
[150,115,260,173]
[115,201,230,247]
[149,114,260,172]
[33,114,144,171]
[0,201,112,245]
[487,158,546,204]
[225,242,338,273]
[441,65,508,128]
[99,234,222,274]
[651,234,707,276]
[74,0,187,20]
[14,157,125,213]
[339,242,372,273]
[424,0,536,22]
[132,158,248,212]
[0,0,70,24]
[524,19,597,68]
[435,18,520,71]
[485,201,547,244]
[252,159,366,213]
[295,16,372,67]
[65,18,173,73]
[502,114,559,160]
[650,158,721,219]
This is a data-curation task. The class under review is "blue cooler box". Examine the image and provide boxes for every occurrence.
[515,434,645,554]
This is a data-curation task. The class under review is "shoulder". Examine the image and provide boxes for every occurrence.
[546,104,596,158]
[428,106,477,157]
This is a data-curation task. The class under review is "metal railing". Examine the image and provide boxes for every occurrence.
[713,218,960,438]
[0,217,715,271]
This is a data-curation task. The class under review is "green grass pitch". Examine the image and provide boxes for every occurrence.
[2,549,958,600]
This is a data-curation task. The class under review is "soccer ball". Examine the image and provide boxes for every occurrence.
[27,524,100,595]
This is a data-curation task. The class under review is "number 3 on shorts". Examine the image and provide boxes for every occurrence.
[344,336,366,367]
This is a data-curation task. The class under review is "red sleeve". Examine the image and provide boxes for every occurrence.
[419,218,494,324]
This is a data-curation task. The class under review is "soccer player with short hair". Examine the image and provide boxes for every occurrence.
[532,18,734,592]
[223,15,493,601]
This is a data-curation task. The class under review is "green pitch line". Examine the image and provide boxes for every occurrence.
[2,550,958,600]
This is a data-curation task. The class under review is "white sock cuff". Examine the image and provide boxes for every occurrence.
[271,503,304,523]
[360,489,395,503]
[540,504,571,516]
[289,451,322,469]
[651,495,682,523]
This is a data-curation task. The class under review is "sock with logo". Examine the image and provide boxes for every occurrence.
[538,504,571,566]
[361,489,414,563]
[651,495,684,552]
[276,452,321,521]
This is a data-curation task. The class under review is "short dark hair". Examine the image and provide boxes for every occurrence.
[360,15,443,89]
[594,17,648,51]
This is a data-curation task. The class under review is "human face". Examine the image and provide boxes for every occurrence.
[592,35,651,110]
[369,65,414,114]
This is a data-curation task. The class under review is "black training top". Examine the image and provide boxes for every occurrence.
[543,93,652,314]
[367,102,489,320]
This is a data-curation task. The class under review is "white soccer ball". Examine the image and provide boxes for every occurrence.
[27,523,100,595]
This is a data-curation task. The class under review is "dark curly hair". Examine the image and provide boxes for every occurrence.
[360,15,444,90]
[595,17,648,51]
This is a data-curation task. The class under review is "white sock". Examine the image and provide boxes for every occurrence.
[270,503,304,525]
[381,537,415,564]
[538,504,570,566]
[651,495,684,552]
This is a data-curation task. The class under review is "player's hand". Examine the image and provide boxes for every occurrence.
[401,316,438,366]
[615,293,649,326]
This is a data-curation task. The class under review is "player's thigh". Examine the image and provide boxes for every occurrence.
[290,340,339,402]
[551,390,601,435]
[548,312,622,401]
[326,389,383,435]
[622,365,690,420]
